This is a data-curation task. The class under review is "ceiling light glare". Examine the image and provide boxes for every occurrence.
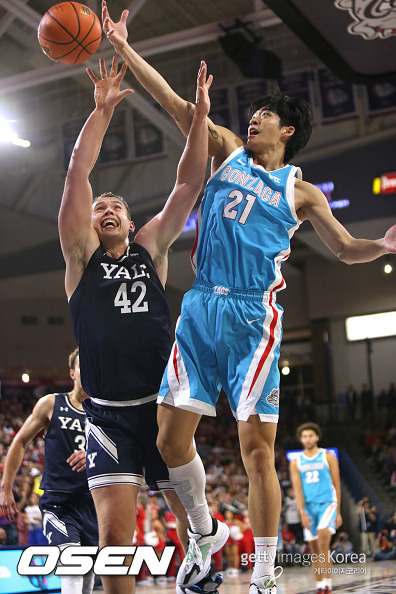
[346,311,396,341]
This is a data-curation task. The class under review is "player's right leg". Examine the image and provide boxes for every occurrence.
[91,484,140,594]
[157,403,229,591]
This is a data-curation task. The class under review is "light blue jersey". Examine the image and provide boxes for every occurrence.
[191,146,301,292]
[296,449,337,504]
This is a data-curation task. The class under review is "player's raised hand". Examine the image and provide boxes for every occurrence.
[67,450,87,473]
[86,57,134,111]
[383,223,396,253]
[195,61,213,117]
[102,0,128,52]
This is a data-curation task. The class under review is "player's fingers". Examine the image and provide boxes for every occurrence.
[117,61,128,79]
[206,74,213,90]
[118,89,134,101]
[121,9,129,24]
[99,57,107,79]
[110,55,118,76]
[86,68,99,84]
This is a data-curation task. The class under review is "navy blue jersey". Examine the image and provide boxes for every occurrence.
[40,393,88,494]
[69,242,171,403]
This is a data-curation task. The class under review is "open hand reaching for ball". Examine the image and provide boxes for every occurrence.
[86,56,134,111]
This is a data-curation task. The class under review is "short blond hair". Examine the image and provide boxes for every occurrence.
[93,192,131,220]
[68,347,79,371]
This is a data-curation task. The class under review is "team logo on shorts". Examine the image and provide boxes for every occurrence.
[266,389,279,407]
[334,0,396,40]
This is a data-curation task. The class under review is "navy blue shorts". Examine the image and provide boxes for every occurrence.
[83,399,172,492]
[39,491,98,547]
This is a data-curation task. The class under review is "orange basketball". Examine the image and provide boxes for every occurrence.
[38,2,102,65]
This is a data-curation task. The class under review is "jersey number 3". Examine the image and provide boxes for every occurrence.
[114,281,148,314]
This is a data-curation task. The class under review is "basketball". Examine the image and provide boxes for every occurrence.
[38,2,102,65]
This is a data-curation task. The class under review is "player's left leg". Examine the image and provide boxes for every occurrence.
[238,417,282,593]
[162,489,189,552]
[317,528,334,593]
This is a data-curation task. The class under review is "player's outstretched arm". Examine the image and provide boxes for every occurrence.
[296,180,395,263]
[0,395,54,522]
[135,62,211,270]
[59,57,133,297]
[289,459,311,530]
[101,1,242,161]
[327,452,343,528]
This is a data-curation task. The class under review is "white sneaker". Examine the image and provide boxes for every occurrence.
[250,567,283,593]
[177,518,229,588]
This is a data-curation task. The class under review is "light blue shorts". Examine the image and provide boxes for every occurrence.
[303,501,337,541]
[158,279,283,422]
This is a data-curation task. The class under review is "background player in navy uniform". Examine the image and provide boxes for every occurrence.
[101,4,396,594]
[290,423,342,594]
[0,348,98,594]
[58,54,213,594]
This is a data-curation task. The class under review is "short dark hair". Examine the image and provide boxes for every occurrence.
[93,192,131,220]
[297,422,322,440]
[68,347,79,371]
[248,90,312,163]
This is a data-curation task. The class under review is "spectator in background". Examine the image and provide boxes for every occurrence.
[281,522,299,563]
[373,529,396,561]
[346,385,358,420]
[361,384,373,416]
[331,532,354,563]
[356,498,377,555]
[283,487,304,543]
[279,468,292,496]
[24,492,46,545]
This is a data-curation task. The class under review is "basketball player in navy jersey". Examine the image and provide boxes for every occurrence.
[58,55,214,594]
[290,423,342,594]
[102,5,396,593]
[0,348,98,594]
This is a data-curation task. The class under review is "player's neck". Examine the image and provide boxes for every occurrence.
[68,388,86,410]
[102,237,130,260]
[304,446,320,457]
[251,145,286,171]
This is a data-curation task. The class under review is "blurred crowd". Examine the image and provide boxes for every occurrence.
[0,382,395,577]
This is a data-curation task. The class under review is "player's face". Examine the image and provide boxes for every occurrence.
[92,197,133,242]
[246,108,284,150]
[300,430,319,450]
[70,355,82,389]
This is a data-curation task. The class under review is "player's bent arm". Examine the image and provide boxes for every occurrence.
[296,181,394,263]
[102,4,241,159]
[0,395,54,519]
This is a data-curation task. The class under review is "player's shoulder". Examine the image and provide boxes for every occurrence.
[34,393,56,415]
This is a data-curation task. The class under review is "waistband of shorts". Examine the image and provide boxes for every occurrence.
[91,393,158,407]
[193,279,274,303]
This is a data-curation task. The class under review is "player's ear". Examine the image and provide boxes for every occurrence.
[69,367,75,382]
[283,125,295,137]
[129,220,135,233]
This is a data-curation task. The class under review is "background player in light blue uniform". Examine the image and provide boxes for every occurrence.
[102,4,396,593]
[290,423,342,594]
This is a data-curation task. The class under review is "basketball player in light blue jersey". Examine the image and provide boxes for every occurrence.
[102,4,396,593]
[290,423,342,594]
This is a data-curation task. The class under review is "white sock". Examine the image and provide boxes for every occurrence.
[168,453,212,535]
[316,579,325,588]
[61,575,84,594]
[323,578,332,588]
[252,537,277,579]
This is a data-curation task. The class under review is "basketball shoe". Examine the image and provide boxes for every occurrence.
[177,518,229,589]
[249,567,283,593]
